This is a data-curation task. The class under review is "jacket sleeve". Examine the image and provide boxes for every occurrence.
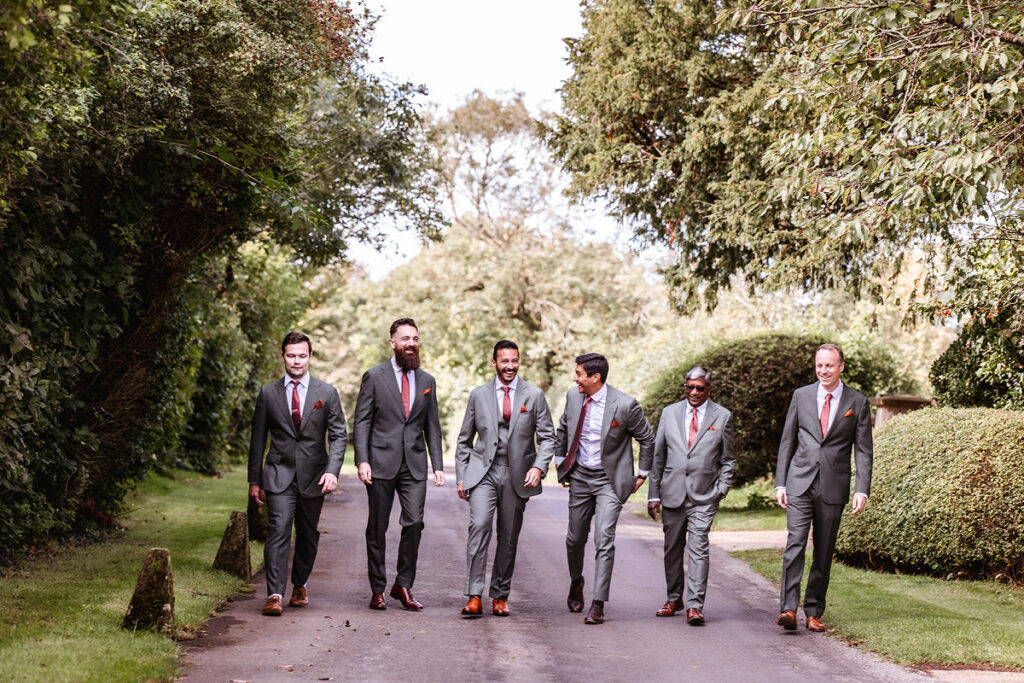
[853,395,873,496]
[648,408,668,501]
[425,377,444,473]
[717,411,736,498]
[353,370,375,467]
[324,386,347,478]
[531,390,557,474]
[454,392,477,483]
[248,388,269,485]
[775,393,800,488]
[553,391,571,460]
[626,398,655,473]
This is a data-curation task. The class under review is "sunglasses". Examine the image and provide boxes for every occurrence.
[684,384,707,393]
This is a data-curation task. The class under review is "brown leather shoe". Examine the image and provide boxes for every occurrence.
[567,579,584,613]
[492,598,510,616]
[686,607,705,625]
[776,610,797,630]
[289,585,308,607]
[369,591,387,610]
[584,603,604,624]
[390,584,424,611]
[262,595,283,616]
[461,595,482,617]
[656,600,683,617]
[806,615,827,632]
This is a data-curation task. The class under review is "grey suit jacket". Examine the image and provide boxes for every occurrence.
[554,384,655,503]
[353,360,443,481]
[649,399,735,508]
[454,378,556,499]
[248,376,347,498]
[775,382,873,505]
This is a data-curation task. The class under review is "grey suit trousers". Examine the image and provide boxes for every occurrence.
[780,475,845,617]
[365,460,426,592]
[465,463,527,598]
[566,465,623,602]
[265,479,324,597]
[661,500,717,608]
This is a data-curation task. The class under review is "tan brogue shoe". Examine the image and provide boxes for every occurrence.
[289,585,308,607]
[262,595,283,616]
[461,595,482,617]
[776,610,797,631]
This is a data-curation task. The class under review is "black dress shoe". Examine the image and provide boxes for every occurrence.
[390,584,424,610]
[369,591,387,610]
[567,579,584,613]
[584,603,604,624]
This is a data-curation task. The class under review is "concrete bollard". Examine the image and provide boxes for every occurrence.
[123,548,175,635]
[213,510,251,580]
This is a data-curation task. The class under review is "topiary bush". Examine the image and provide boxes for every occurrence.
[643,331,915,487]
[836,408,1024,580]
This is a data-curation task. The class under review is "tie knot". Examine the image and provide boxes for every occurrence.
[825,392,832,402]
[502,387,510,395]
[692,407,698,415]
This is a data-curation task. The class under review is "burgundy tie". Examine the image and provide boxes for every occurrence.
[290,380,302,431]
[558,396,592,475]
[820,393,832,438]
[501,386,511,424]
[401,372,410,418]
[688,407,698,448]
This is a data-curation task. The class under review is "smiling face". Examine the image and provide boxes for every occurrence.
[282,342,311,380]
[492,347,520,385]
[684,376,709,408]
[815,347,844,392]
[390,324,420,371]
[573,364,603,396]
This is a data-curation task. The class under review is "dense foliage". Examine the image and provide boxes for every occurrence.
[836,408,1024,580]
[643,332,916,487]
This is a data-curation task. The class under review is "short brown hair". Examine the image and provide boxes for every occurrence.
[390,318,417,337]
[816,343,844,363]
[281,331,312,354]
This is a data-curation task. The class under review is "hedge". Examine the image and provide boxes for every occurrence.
[836,408,1024,580]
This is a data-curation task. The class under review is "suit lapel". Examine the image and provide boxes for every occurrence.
[483,379,500,430]
[407,368,430,422]
[688,401,716,453]
[379,361,406,421]
[507,380,527,434]
[806,385,824,443]
[600,386,617,444]
[823,386,853,441]
[298,378,320,434]
[275,377,298,436]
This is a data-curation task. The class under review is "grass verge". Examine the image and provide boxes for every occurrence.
[736,548,1024,668]
[0,466,262,682]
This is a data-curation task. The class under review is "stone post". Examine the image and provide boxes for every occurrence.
[213,510,251,580]
[123,548,174,635]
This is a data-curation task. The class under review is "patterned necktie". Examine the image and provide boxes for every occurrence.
[501,386,511,424]
[820,392,832,438]
[401,371,410,418]
[290,380,302,431]
[688,407,698,448]
[559,396,592,475]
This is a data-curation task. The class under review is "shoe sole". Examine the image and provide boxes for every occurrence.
[584,619,603,625]
[263,610,282,616]
[776,614,797,630]
[687,618,705,626]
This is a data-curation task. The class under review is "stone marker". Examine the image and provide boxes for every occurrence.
[248,494,268,543]
[123,548,174,635]
[213,510,251,580]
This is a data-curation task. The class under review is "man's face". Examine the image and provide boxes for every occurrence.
[282,342,311,380]
[684,376,709,408]
[573,364,602,396]
[390,324,419,361]
[492,347,520,385]
[815,348,844,391]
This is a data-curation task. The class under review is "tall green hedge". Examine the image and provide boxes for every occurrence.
[836,408,1024,579]
[931,321,1024,409]
[643,331,915,487]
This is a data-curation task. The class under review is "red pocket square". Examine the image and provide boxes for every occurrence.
[610,419,621,428]
[423,387,432,395]
[314,399,323,410]
[708,425,717,431]
[844,408,854,417]
[520,405,529,413]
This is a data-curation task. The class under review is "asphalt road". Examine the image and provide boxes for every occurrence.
[181,472,925,682]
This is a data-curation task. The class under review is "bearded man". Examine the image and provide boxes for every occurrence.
[353,318,445,611]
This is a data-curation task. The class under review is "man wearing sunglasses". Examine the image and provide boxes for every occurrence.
[647,367,735,625]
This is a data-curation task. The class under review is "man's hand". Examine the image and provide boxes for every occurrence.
[358,462,373,485]
[457,481,469,501]
[648,500,661,521]
[433,470,445,487]
[632,475,646,494]
[249,483,265,507]
[775,488,787,509]
[319,472,338,494]
[524,467,542,488]
[851,492,868,514]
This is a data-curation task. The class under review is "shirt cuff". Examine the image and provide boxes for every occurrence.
[854,491,868,498]
[638,469,649,476]
[775,486,786,492]
[648,497,660,502]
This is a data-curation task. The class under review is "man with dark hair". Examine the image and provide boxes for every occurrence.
[555,352,655,624]
[775,343,872,632]
[455,340,555,617]
[354,318,444,611]
[648,367,735,625]
[249,332,346,616]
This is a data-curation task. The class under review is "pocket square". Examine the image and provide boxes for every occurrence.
[708,425,717,431]
[313,399,323,410]
[423,387,432,395]
[520,405,529,413]
[844,408,854,417]
[610,419,621,428]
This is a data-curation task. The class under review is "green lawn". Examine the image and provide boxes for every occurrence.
[737,548,1024,668]
[0,467,262,682]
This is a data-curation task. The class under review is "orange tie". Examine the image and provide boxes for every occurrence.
[820,393,832,438]
[401,372,410,418]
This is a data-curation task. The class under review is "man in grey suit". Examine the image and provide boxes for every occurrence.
[248,332,347,616]
[354,318,444,611]
[455,340,556,617]
[555,352,655,625]
[648,367,735,625]
[775,343,872,632]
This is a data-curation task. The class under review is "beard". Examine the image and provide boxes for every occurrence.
[395,346,421,372]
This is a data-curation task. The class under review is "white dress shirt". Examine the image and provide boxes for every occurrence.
[576,384,607,469]
[283,373,309,417]
[390,356,416,410]
[494,376,519,421]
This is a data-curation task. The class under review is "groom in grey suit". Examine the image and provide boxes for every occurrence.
[455,340,555,617]
[249,332,347,616]
[354,318,444,611]
[648,367,734,625]
[556,352,655,625]
[775,343,872,632]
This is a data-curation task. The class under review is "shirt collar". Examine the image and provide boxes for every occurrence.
[818,381,844,400]
[495,376,520,392]
[589,384,608,404]
[284,373,310,388]
[688,400,708,417]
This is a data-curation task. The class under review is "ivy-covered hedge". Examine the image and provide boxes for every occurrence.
[836,408,1024,580]
[643,332,915,487]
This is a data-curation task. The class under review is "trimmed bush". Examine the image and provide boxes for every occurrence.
[931,322,1024,409]
[644,331,914,487]
[836,408,1024,580]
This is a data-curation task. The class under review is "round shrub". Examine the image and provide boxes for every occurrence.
[643,331,915,487]
[835,408,1024,579]
[931,324,1024,409]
